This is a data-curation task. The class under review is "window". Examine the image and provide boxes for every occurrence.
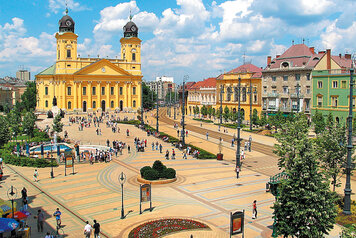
[305,99,310,110]
[282,99,288,109]
[272,89,277,94]
[306,73,310,81]
[353,98,356,108]
[341,81,347,89]
[332,81,338,88]
[111,87,114,95]
[83,87,86,96]
[111,101,114,108]
[68,101,72,109]
[283,75,288,81]
[133,87,136,95]
[67,49,71,58]
[45,87,48,95]
[253,94,257,103]
[58,50,60,59]
[92,87,96,95]
[283,86,288,94]
[120,87,123,95]
[263,86,267,94]
[331,96,338,107]
[318,81,323,88]
[317,96,323,107]
[132,53,136,61]
[306,86,311,94]
[67,87,72,95]
[295,74,300,81]
[272,76,276,82]
[45,100,48,107]
[123,53,126,60]
[101,87,105,95]
[93,101,96,108]
[133,100,136,108]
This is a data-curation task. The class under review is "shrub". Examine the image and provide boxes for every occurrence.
[47,111,53,118]
[152,160,165,173]
[162,168,176,179]
[140,166,152,177]
[143,169,159,180]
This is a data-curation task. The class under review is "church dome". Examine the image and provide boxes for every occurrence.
[58,9,75,33]
[123,19,138,38]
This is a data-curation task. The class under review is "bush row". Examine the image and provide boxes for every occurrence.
[192,118,213,123]
[140,160,176,180]
[114,120,141,125]
[0,149,57,168]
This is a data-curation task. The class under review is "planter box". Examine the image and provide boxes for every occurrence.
[217,153,223,160]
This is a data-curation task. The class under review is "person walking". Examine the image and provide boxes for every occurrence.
[206,132,209,140]
[171,149,175,160]
[84,221,92,238]
[53,208,62,228]
[165,150,169,160]
[177,130,180,137]
[183,149,187,159]
[252,200,257,219]
[33,169,39,182]
[21,187,27,200]
[93,220,100,238]
[35,209,44,232]
[128,145,131,154]
[235,165,240,179]
[249,135,252,152]
[159,144,163,153]
[151,142,154,151]
[186,130,188,138]
[23,197,28,211]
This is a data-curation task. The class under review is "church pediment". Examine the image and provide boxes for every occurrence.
[74,59,132,76]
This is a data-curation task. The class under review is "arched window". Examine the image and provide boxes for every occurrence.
[68,101,72,109]
[281,62,289,68]
[132,53,136,61]
[111,101,114,108]
[242,87,247,102]
[93,101,96,108]
[45,100,48,107]
[133,100,136,108]
[234,87,239,101]
[67,49,71,58]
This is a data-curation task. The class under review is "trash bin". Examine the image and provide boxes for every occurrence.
[217,153,223,160]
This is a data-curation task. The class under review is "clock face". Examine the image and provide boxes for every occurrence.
[66,20,72,27]
[131,25,137,32]
[101,67,106,73]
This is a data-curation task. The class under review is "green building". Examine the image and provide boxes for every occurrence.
[311,49,355,124]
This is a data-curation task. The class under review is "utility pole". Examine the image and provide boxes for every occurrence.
[169,88,172,117]
[141,82,144,127]
[182,75,188,146]
[156,82,159,133]
[249,78,253,131]
[174,85,177,120]
[296,83,300,113]
[219,85,224,131]
[236,76,242,168]
[343,65,354,215]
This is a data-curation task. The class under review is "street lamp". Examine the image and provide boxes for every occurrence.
[219,85,224,131]
[50,143,54,178]
[249,78,253,131]
[174,85,177,120]
[182,75,188,146]
[156,82,159,133]
[236,76,242,168]
[119,172,127,219]
[296,83,300,113]
[343,65,354,215]
[7,186,17,219]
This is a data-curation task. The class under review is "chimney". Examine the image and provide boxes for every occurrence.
[309,47,315,54]
[339,54,342,58]
[276,55,281,58]
[345,54,351,59]
[319,51,325,54]
[326,49,331,70]
[267,56,271,65]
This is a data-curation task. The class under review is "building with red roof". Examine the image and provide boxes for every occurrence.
[187,77,216,116]
[216,63,262,124]
[262,44,323,117]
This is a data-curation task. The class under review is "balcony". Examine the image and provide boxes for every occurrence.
[290,93,304,98]
[313,69,351,76]
[267,92,279,98]
[268,105,277,110]
[280,106,291,112]
[201,101,215,105]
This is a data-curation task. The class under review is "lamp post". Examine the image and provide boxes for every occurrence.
[174,85,177,120]
[296,83,300,113]
[249,78,253,131]
[182,75,188,146]
[156,82,159,133]
[219,85,224,131]
[119,172,127,219]
[236,76,242,168]
[7,186,17,219]
[50,145,54,178]
[343,66,354,215]
[141,82,144,127]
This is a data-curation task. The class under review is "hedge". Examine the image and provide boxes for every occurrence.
[0,149,57,168]
[193,118,213,123]
[140,166,152,177]
[143,169,159,180]
[162,168,176,179]
[114,120,141,125]
[141,160,176,180]
[214,123,246,129]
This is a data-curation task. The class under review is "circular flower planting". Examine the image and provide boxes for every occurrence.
[128,218,210,238]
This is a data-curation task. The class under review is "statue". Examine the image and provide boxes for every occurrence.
[53,96,57,106]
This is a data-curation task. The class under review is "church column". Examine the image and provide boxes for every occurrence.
[78,82,82,111]
[106,82,110,111]
[97,82,101,110]
[58,81,62,109]
[128,82,132,108]
[138,82,142,110]
[124,82,128,108]
[88,82,92,109]
[115,82,119,108]
[73,82,78,110]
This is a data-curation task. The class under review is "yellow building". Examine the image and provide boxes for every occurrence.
[216,63,262,121]
[36,11,143,113]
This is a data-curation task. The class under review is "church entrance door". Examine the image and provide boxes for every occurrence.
[83,101,87,112]
[120,100,123,111]
[102,100,106,112]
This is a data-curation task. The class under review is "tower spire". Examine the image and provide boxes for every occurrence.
[65,0,68,14]
[129,10,133,21]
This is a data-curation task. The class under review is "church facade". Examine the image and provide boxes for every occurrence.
[36,11,143,113]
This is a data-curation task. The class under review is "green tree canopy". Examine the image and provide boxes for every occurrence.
[201,105,208,116]
[252,108,259,126]
[52,114,63,133]
[23,111,37,138]
[142,82,157,110]
[0,115,11,147]
[312,109,325,134]
[223,106,230,122]
[7,110,22,138]
[20,81,37,112]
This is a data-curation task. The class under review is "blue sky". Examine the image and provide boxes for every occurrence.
[1,0,356,83]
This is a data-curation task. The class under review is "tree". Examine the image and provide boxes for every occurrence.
[7,110,22,139]
[223,106,230,122]
[326,112,334,126]
[19,81,37,112]
[252,109,259,126]
[52,114,63,133]
[273,114,337,237]
[312,109,325,134]
[142,82,156,110]
[23,111,37,138]
[260,112,267,126]
[314,122,347,191]
[0,115,11,147]
[207,107,213,119]
[201,105,208,117]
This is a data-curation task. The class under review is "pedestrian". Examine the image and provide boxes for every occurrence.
[206,132,209,140]
[165,150,169,160]
[33,169,39,182]
[241,149,245,160]
[128,145,131,153]
[183,149,187,159]
[186,130,188,137]
[155,142,159,151]
[235,165,240,179]
[231,139,234,147]
[53,208,62,227]
[23,197,28,211]
[171,149,175,160]
[0,157,3,169]
[159,144,162,153]
[252,200,257,219]
[35,209,44,232]
[84,221,92,238]
[21,187,27,200]
[152,142,154,151]
[45,232,52,238]
[93,220,100,238]
[177,130,180,137]
[249,135,252,152]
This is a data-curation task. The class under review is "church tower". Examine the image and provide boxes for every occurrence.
[120,15,141,75]
[55,8,78,74]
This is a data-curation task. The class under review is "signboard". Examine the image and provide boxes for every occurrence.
[140,184,152,214]
[230,210,244,236]
[65,157,73,168]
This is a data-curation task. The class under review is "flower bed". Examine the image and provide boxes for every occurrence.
[128,218,209,238]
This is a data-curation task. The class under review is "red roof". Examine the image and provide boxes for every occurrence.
[331,55,352,68]
[189,77,216,90]
[225,63,262,78]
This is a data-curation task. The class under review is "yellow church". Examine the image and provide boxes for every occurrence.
[36,10,143,113]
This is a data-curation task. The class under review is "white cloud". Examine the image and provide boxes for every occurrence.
[48,0,89,14]
[299,0,334,15]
